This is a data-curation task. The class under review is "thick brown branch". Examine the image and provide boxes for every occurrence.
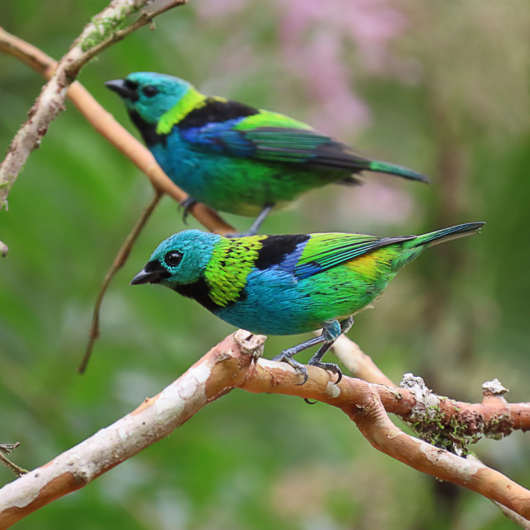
[0,4,235,236]
[0,27,235,372]
[0,0,162,208]
[0,331,264,529]
[0,26,234,235]
[1,331,530,528]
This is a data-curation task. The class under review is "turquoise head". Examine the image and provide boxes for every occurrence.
[105,72,193,125]
[131,230,221,289]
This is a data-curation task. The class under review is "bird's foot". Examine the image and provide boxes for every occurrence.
[308,360,343,385]
[272,350,309,386]
[178,197,198,225]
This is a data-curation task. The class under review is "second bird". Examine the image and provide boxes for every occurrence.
[131,222,484,384]
[106,73,428,235]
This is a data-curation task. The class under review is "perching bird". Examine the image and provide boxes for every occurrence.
[131,222,484,384]
[106,73,429,235]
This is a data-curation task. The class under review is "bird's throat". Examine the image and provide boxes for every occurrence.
[128,110,167,147]
[172,278,222,313]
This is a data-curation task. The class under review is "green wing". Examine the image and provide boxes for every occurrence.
[294,233,415,279]
[177,103,429,182]
[177,106,375,170]
[234,110,370,168]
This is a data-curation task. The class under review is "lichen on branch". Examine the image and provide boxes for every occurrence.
[0,0,186,214]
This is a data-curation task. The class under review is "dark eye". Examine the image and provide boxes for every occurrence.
[142,85,159,97]
[165,251,182,267]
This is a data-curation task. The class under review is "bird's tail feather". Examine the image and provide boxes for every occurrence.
[368,160,430,183]
[407,222,485,249]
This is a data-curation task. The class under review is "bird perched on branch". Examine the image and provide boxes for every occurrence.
[131,222,484,384]
[106,72,429,235]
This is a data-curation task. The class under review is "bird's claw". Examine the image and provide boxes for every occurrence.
[178,197,198,225]
[272,351,309,385]
[309,361,343,385]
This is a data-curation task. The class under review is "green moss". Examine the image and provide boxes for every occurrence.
[408,405,481,456]
[407,403,513,456]
[80,5,143,52]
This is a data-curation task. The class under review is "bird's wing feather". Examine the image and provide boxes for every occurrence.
[293,233,416,279]
[177,105,373,171]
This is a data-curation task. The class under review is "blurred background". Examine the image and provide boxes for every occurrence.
[1,0,530,528]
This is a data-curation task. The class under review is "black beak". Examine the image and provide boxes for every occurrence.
[130,261,168,285]
[105,79,138,100]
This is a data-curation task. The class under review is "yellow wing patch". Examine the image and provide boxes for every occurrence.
[345,248,394,279]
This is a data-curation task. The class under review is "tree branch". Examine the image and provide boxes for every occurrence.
[65,1,187,79]
[0,12,234,235]
[1,331,530,528]
[0,0,157,209]
[330,334,395,387]
[0,25,235,366]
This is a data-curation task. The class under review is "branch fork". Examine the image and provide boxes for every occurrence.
[2,331,530,528]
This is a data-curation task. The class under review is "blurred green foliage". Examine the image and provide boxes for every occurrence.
[1,1,529,528]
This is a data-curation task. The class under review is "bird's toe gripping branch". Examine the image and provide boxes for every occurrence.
[273,318,354,386]
[179,196,199,225]
[272,349,311,385]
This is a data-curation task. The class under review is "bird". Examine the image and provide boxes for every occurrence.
[130,222,484,384]
[106,72,429,235]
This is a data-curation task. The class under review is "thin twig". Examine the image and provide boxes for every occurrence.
[0,444,27,478]
[78,191,163,374]
[65,1,187,78]
[0,444,19,456]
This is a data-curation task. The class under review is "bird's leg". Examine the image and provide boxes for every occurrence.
[272,318,353,386]
[272,335,327,385]
[248,203,274,235]
[226,204,275,238]
[340,316,354,334]
[307,318,353,385]
[178,197,198,225]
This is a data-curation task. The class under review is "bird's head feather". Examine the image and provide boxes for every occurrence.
[132,230,221,288]
[108,72,195,125]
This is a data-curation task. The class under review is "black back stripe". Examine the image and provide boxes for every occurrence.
[178,98,259,130]
[254,234,310,270]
